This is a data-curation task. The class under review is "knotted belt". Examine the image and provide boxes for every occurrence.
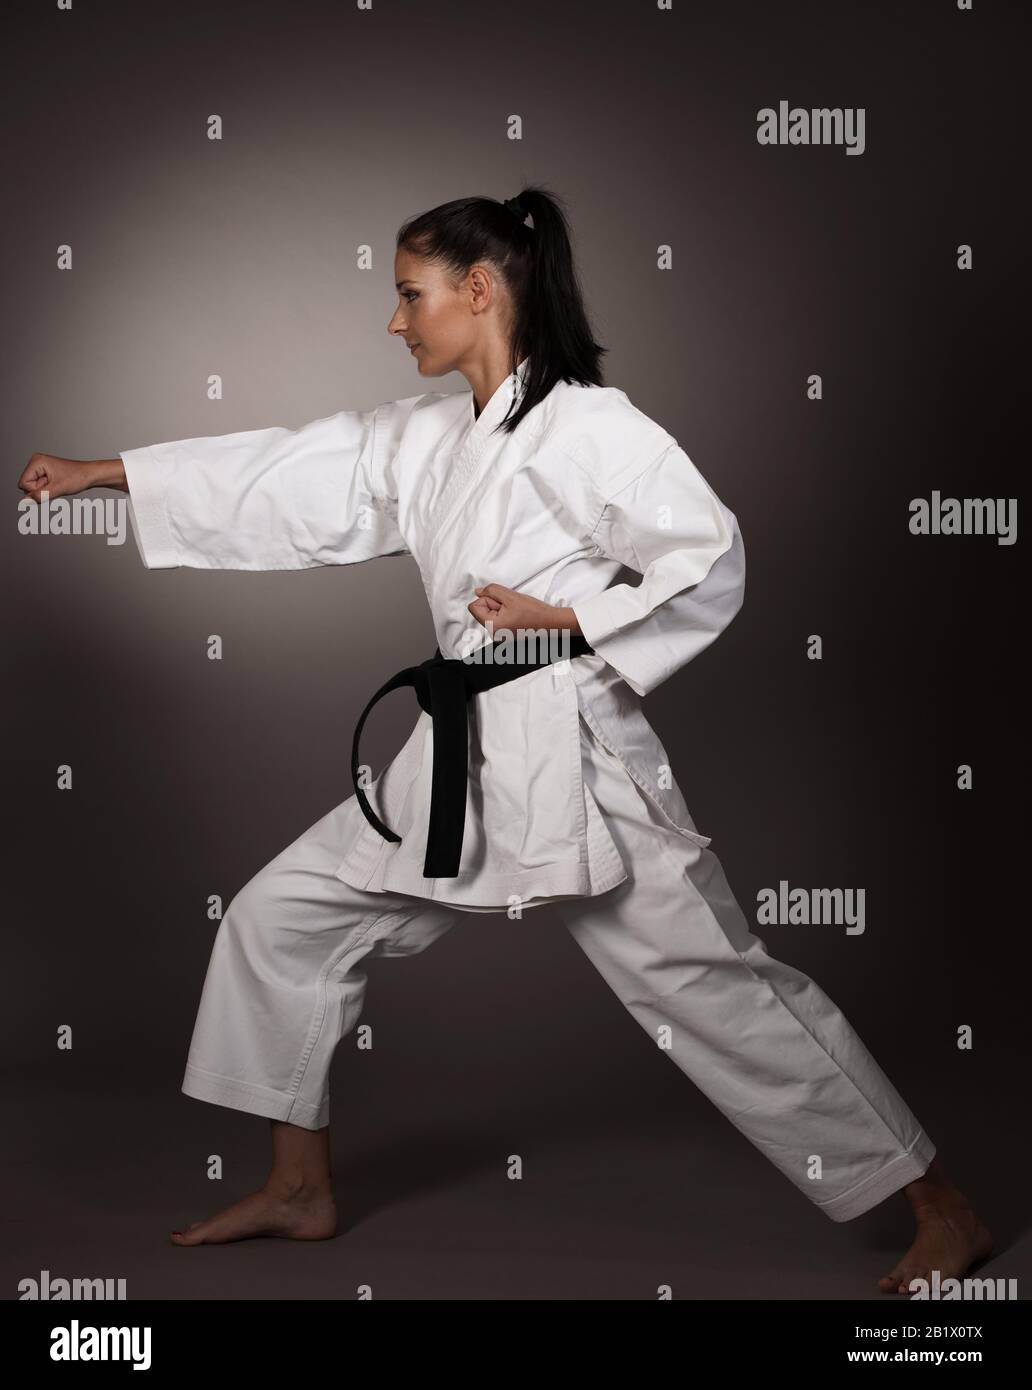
[351,634,595,878]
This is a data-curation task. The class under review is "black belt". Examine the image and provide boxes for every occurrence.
[351,634,595,878]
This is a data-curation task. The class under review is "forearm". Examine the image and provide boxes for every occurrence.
[87,458,129,491]
[555,605,583,636]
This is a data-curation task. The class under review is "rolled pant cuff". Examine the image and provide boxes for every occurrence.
[181,1063,328,1131]
[814,1131,937,1222]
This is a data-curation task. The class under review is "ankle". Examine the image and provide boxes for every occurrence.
[265,1170,332,1200]
[903,1156,950,1199]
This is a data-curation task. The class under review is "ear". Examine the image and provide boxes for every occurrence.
[468,263,495,313]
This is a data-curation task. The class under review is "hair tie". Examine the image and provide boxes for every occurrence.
[502,196,532,230]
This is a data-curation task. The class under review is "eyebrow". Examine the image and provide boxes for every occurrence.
[395,280,418,289]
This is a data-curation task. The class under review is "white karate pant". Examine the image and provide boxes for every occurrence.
[181,723,936,1223]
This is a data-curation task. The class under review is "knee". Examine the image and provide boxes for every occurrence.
[224,868,267,923]
[218,867,289,961]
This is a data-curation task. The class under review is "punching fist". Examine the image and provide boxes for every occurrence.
[18,454,118,504]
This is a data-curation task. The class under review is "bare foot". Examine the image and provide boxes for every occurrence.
[879,1157,992,1295]
[170,1179,337,1245]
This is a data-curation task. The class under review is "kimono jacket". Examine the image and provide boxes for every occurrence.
[120,356,746,912]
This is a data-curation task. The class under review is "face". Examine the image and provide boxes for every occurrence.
[388,247,497,376]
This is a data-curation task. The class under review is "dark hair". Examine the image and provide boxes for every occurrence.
[395,185,608,435]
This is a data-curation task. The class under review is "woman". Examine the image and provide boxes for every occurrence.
[20,186,991,1294]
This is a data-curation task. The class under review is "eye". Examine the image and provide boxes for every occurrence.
[402,290,419,302]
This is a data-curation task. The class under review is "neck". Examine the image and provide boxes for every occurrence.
[465,350,527,416]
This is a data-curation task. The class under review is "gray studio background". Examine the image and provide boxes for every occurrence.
[2,0,1025,1299]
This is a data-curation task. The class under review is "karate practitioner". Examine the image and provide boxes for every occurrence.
[20,187,991,1294]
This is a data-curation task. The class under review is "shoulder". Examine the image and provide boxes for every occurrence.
[373,389,467,456]
[536,382,678,498]
[376,389,466,430]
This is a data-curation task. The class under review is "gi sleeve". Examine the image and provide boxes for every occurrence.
[119,399,412,571]
[571,443,745,697]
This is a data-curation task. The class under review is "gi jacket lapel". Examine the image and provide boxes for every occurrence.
[427,357,531,543]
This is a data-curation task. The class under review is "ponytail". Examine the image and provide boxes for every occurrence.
[395,184,607,434]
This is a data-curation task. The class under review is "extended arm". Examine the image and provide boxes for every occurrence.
[118,404,411,571]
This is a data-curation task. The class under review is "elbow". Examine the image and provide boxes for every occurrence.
[721,513,746,622]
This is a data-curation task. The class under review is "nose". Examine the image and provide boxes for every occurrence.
[387,309,405,336]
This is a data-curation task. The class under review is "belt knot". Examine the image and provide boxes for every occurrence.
[350,634,594,878]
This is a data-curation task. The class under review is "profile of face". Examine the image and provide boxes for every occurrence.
[388,247,507,377]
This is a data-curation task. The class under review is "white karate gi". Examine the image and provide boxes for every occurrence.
[120,357,935,1219]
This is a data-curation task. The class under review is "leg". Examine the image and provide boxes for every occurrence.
[171,796,460,1245]
[555,729,990,1286]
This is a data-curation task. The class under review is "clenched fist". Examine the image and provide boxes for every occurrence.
[468,582,581,638]
[18,454,126,504]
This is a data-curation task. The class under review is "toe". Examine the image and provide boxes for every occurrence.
[175,1222,210,1246]
[879,1264,904,1292]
